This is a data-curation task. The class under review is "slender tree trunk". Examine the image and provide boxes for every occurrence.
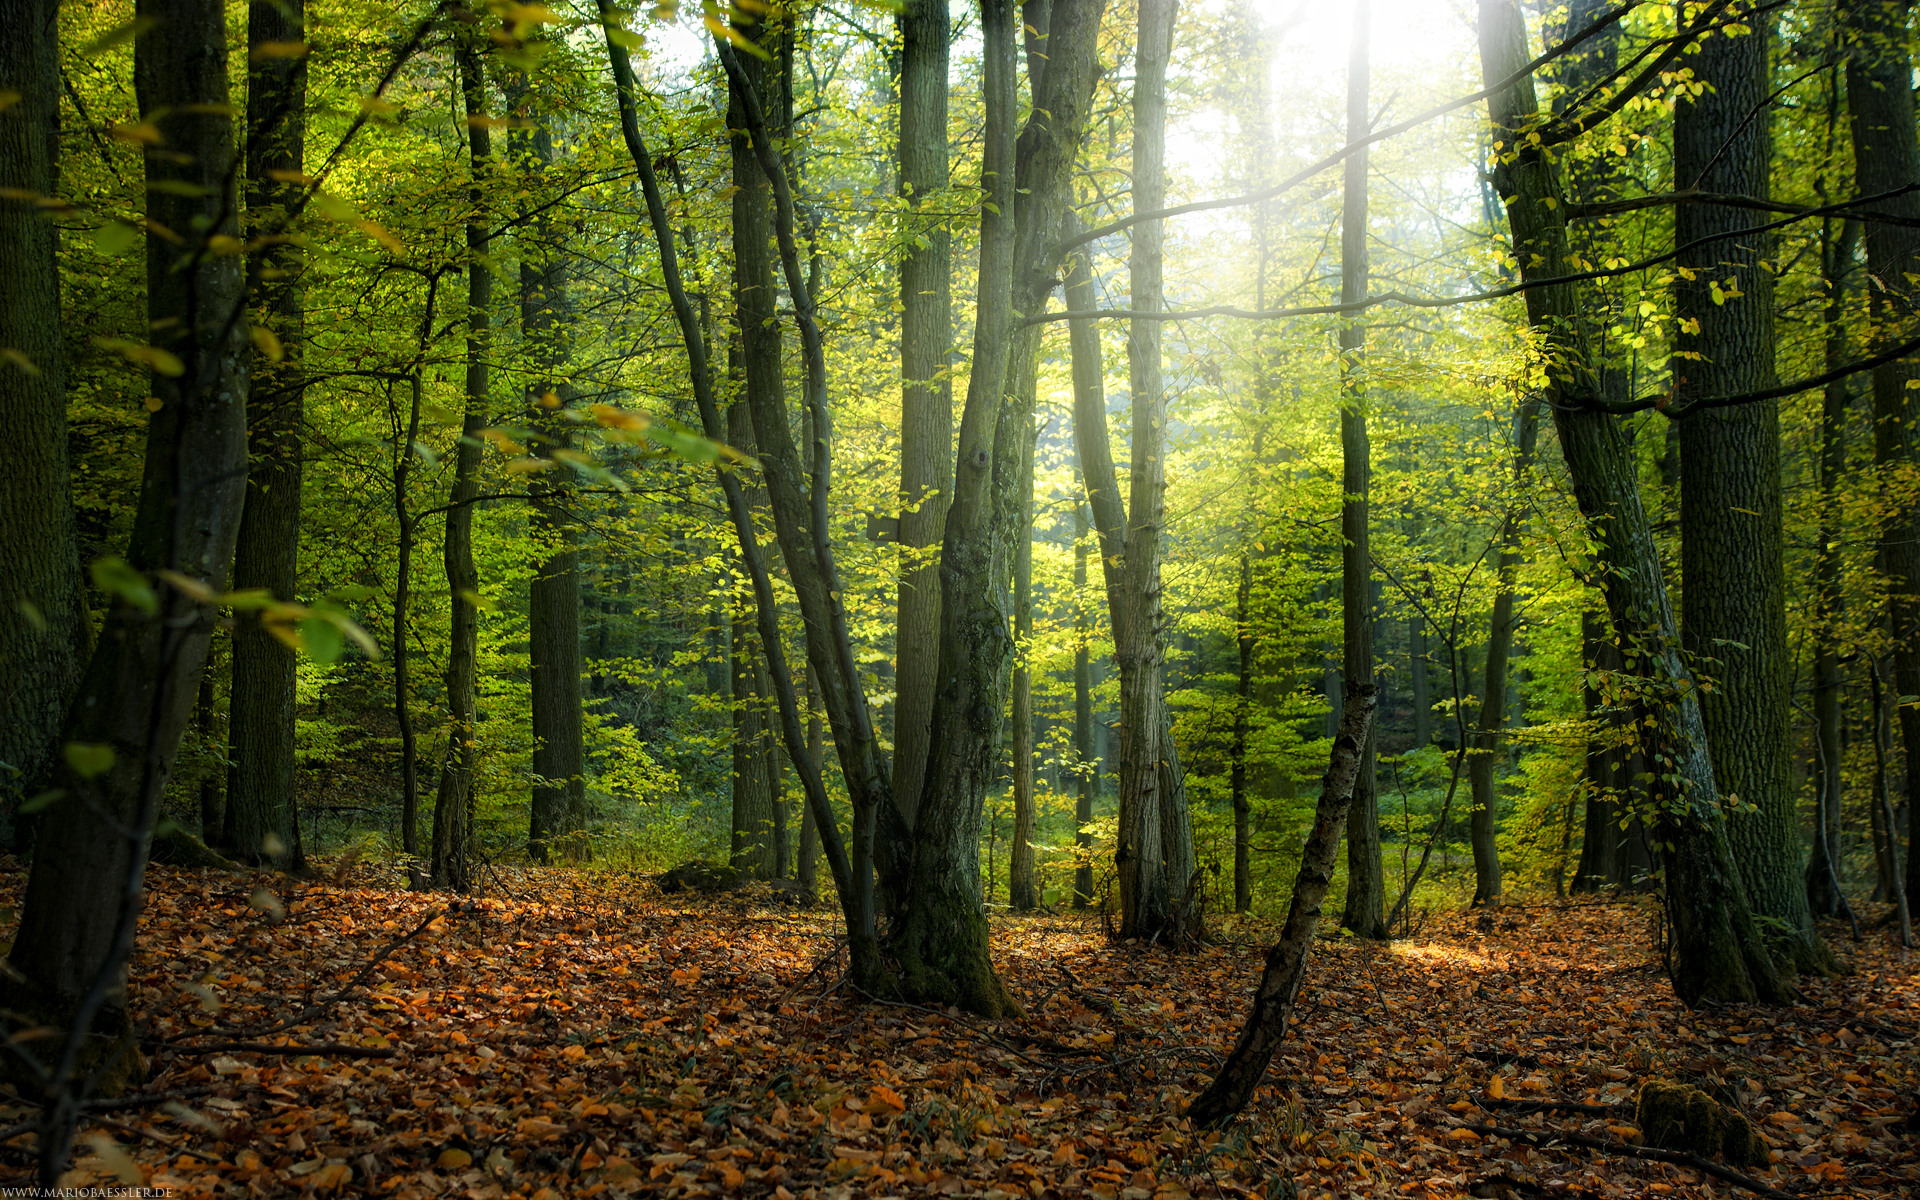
[1478,0,1787,1006]
[392,376,422,866]
[1010,423,1038,911]
[1188,685,1378,1126]
[798,670,824,893]
[196,665,223,838]
[1233,554,1253,913]
[511,73,586,864]
[1468,399,1540,906]
[0,0,87,843]
[430,34,491,893]
[1338,0,1387,940]
[1073,503,1095,909]
[1869,662,1915,943]
[1410,614,1430,749]
[1842,0,1920,906]
[4,0,250,1100]
[1672,6,1827,974]
[1808,214,1859,918]
[225,0,306,867]
[1574,611,1622,892]
[893,0,953,832]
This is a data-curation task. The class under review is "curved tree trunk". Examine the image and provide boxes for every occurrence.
[0,0,88,846]
[1009,418,1038,911]
[1478,0,1786,1007]
[1073,503,1096,909]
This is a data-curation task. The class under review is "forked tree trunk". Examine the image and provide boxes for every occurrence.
[4,0,250,1114]
[1842,0,1920,904]
[1673,7,1829,975]
[1478,0,1786,1007]
[430,31,492,893]
[226,0,307,867]
[1188,684,1378,1126]
[893,0,953,833]
[1337,0,1387,940]
[1468,399,1540,907]
[0,0,88,845]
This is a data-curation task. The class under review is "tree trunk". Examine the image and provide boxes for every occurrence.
[512,73,586,864]
[1842,0,1920,906]
[1869,662,1915,943]
[391,375,422,867]
[726,72,784,880]
[1188,684,1378,1126]
[1410,614,1431,749]
[1233,554,1253,913]
[0,0,88,846]
[225,0,306,867]
[1574,611,1621,892]
[4,0,250,1104]
[1073,503,1096,909]
[1468,399,1540,907]
[893,0,953,832]
[1010,417,1038,911]
[430,33,491,894]
[1807,212,1859,919]
[1338,0,1387,940]
[1673,8,1827,974]
[1477,0,1787,1007]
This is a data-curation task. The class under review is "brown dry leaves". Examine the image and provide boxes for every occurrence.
[4,863,1916,1200]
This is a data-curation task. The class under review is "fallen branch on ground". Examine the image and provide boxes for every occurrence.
[1459,1121,1796,1200]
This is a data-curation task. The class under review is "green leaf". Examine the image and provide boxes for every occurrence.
[298,615,345,664]
[64,742,116,780]
[90,555,158,615]
[19,789,65,815]
[95,221,140,256]
[82,17,157,57]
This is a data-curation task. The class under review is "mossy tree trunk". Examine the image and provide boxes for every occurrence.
[1477,0,1787,1007]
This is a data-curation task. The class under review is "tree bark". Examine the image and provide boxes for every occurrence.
[1477,0,1787,1007]
[1233,554,1253,913]
[1672,6,1827,974]
[0,0,87,843]
[893,0,953,832]
[1010,418,1038,911]
[1807,210,1859,919]
[430,32,492,894]
[225,0,306,867]
[1338,0,1387,940]
[1468,399,1540,907]
[1073,502,1095,909]
[1841,0,1920,907]
[4,0,250,1094]
[511,71,586,864]
[1188,684,1378,1126]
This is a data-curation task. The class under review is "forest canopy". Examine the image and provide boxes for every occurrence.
[1,0,1919,1192]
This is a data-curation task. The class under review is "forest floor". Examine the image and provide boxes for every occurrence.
[4,860,1917,1200]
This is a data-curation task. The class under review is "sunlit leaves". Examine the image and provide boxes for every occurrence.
[94,336,183,377]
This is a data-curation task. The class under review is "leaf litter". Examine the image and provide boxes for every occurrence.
[4,862,1915,1199]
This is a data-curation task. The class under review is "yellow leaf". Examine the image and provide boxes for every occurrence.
[1488,1075,1505,1100]
[357,219,404,254]
[436,1147,473,1169]
[591,402,649,431]
[249,41,308,61]
[251,326,284,362]
[1,347,39,376]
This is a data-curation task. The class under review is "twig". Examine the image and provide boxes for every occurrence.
[87,1116,221,1161]
[1459,1122,1796,1199]
[1479,1095,1629,1116]
[160,1042,397,1059]
[166,907,444,1043]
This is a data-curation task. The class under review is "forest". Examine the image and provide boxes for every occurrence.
[1,0,1919,1194]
